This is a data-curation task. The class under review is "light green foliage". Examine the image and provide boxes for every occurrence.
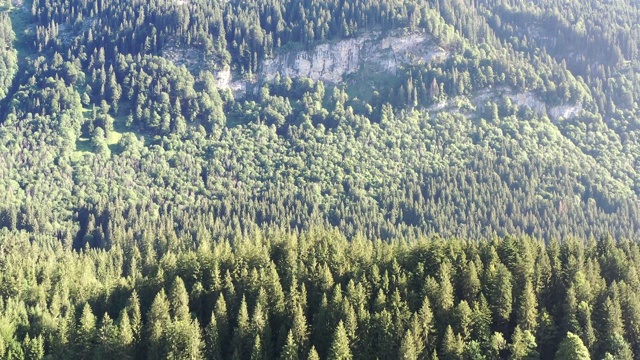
[328,321,352,360]
[0,230,637,358]
[0,0,640,359]
[554,332,590,360]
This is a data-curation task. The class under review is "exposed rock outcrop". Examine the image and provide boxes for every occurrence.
[550,104,583,121]
[261,31,448,84]
[215,67,248,98]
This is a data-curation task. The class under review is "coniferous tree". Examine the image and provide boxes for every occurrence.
[205,312,222,360]
[214,295,230,356]
[22,335,44,360]
[554,332,590,360]
[96,313,119,360]
[291,304,309,356]
[537,309,559,360]
[147,290,171,360]
[441,325,463,360]
[170,277,191,322]
[399,329,419,360]
[328,321,352,360]
[117,311,134,360]
[307,346,320,360]
[165,318,204,360]
[280,331,299,360]
[488,264,513,329]
[233,295,250,358]
[517,280,538,332]
[250,334,263,360]
[75,304,98,360]
[508,326,539,360]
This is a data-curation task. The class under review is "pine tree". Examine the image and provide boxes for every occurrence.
[604,333,633,360]
[250,334,263,360]
[170,277,191,322]
[469,294,492,342]
[22,334,44,360]
[307,346,320,360]
[516,280,538,332]
[462,261,481,301]
[437,263,455,314]
[440,325,463,360]
[328,321,352,360]
[96,313,119,359]
[52,304,75,358]
[407,315,426,358]
[165,318,204,360]
[147,290,171,360]
[312,294,331,356]
[127,291,143,345]
[488,332,507,360]
[508,326,539,360]
[75,303,97,359]
[418,296,434,349]
[602,295,624,338]
[214,294,230,355]
[562,286,579,334]
[251,302,268,345]
[118,311,134,359]
[399,329,418,360]
[280,331,299,360]
[537,309,559,360]
[488,264,513,327]
[575,301,595,351]
[232,295,250,358]
[462,340,485,360]
[454,301,472,340]
[291,304,309,356]
[205,312,222,360]
[554,332,590,360]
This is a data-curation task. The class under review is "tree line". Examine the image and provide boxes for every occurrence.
[0,226,638,359]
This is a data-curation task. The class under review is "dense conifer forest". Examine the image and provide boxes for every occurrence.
[1,0,640,357]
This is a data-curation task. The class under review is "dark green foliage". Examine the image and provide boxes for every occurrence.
[1,0,640,358]
[1,0,640,247]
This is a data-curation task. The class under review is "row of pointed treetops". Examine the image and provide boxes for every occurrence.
[0,227,635,360]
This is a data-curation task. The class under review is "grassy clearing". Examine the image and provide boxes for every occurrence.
[4,0,35,58]
[72,109,130,160]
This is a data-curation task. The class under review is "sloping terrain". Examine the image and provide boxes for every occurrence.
[0,0,639,243]
[2,0,640,359]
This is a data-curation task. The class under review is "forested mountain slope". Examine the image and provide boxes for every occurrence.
[0,0,639,241]
[1,0,640,357]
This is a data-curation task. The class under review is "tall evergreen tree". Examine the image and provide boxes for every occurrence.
[508,326,539,360]
[328,321,352,360]
[280,331,299,360]
[205,312,222,360]
[516,280,538,332]
[147,290,171,360]
[399,329,418,360]
[554,332,590,360]
[75,303,97,360]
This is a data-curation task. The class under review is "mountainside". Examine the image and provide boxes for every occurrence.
[2,0,640,359]
[0,0,639,242]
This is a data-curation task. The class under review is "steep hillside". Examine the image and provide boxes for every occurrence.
[0,0,639,242]
[3,0,640,359]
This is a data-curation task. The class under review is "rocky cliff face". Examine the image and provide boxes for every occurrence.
[260,31,448,84]
[216,31,448,97]
[214,31,582,120]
